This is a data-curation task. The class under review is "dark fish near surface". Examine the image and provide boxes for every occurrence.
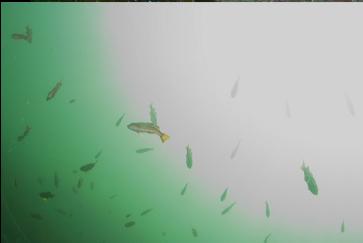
[192,228,198,237]
[186,145,193,169]
[90,181,94,190]
[12,26,32,43]
[14,179,18,188]
[341,221,345,233]
[55,209,72,217]
[140,208,153,216]
[136,148,154,154]
[94,150,103,159]
[127,122,169,143]
[264,233,272,243]
[230,140,240,159]
[30,213,43,220]
[230,77,239,98]
[69,99,76,104]
[124,221,136,228]
[39,191,54,201]
[46,81,62,101]
[54,172,59,188]
[344,93,355,116]
[80,162,97,172]
[285,100,291,118]
[301,162,318,195]
[72,186,78,194]
[109,194,117,199]
[265,201,271,218]
[116,114,125,127]
[77,178,84,189]
[17,125,31,142]
[125,214,132,218]
[220,188,228,202]
[221,202,236,215]
[180,183,188,196]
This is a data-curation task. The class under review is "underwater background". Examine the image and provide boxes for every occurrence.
[1,3,363,243]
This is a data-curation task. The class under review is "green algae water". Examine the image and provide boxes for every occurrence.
[2,3,363,243]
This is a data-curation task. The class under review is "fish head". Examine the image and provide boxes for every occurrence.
[127,123,139,132]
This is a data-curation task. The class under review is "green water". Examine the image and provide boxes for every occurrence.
[1,4,361,243]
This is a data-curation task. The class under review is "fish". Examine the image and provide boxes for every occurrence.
[46,81,62,101]
[140,208,153,216]
[94,150,103,159]
[125,214,132,218]
[192,228,198,238]
[115,114,125,127]
[180,183,188,196]
[264,233,272,243]
[149,104,157,126]
[77,178,83,189]
[186,145,193,169]
[17,125,31,142]
[301,162,319,195]
[221,202,236,215]
[69,99,76,104]
[72,186,78,194]
[127,122,169,143]
[90,181,94,190]
[265,201,270,218]
[230,140,240,159]
[341,221,345,233]
[344,94,355,116]
[54,172,59,188]
[230,77,239,98]
[37,176,43,185]
[80,162,97,172]
[220,188,228,202]
[124,221,136,228]
[162,232,166,237]
[12,26,32,43]
[136,148,154,154]
[285,100,291,118]
[109,194,117,199]
[39,191,54,201]
[14,179,18,189]
[55,209,72,217]
[30,213,43,220]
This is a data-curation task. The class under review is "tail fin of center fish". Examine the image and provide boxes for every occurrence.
[160,133,170,143]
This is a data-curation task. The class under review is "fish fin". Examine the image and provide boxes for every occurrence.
[160,133,170,143]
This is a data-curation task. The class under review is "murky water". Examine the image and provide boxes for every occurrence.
[2,4,363,243]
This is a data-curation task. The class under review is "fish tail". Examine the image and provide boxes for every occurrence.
[160,133,170,143]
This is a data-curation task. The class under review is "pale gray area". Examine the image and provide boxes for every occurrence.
[102,5,363,234]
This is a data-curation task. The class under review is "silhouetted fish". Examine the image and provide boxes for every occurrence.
[39,191,54,201]
[285,100,291,118]
[116,114,125,127]
[124,221,135,228]
[264,233,272,243]
[140,208,153,216]
[17,125,31,142]
[230,140,240,159]
[46,81,62,101]
[136,148,153,154]
[221,202,236,215]
[77,178,83,189]
[186,145,193,169]
[69,99,76,104]
[127,122,169,143]
[192,228,198,237]
[94,150,103,159]
[230,77,239,98]
[180,183,188,196]
[12,26,32,43]
[220,188,228,202]
[344,94,355,116]
[265,201,270,218]
[80,162,97,172]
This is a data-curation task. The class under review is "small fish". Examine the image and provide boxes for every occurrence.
[186,145,193,169]
[109,194,117,199]
[39,191,54,201]
[17,125,31,142]
[30,213,43,220]
[301,162,319,195]
[140,208,153,216]
[80,162,97,172]
[14,179,18,189]
[124,221,136,228]
[37,176,43,185]
[285,100,291,118]
[344,94,355,116]
[265,201,270,218]
[77,178,83,189]
[162,232,166,237]
[54,172,59,188]
[149,104,157,126]
[55,209,72,217]
[230,77,239,98]
[115,114,125,127]
[341,221,345,233]
[220,188,228,202]
[221,202,236,215]
[46,81,62,101]
[125,214,132,218]
[69,99,76,104]
[180,183,188,196]
[94,150,103,159]
[136,148,154,154]
[12,26,32,43]
[90,181,94,190]
[72,186,78,194]
[230,141,240,159]
[192,228,198,238]
[127,122,169,143]
[264,233,272,243]
[73,169,78,174]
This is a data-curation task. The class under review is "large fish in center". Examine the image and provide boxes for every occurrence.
[127,122,169,143]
